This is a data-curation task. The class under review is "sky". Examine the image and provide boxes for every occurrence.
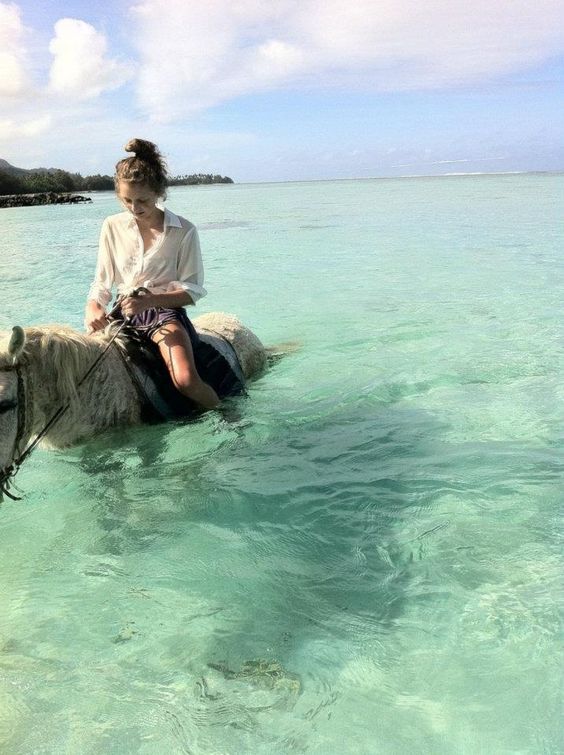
[1,0,563,182]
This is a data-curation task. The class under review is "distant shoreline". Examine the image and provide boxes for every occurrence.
[0,191,92,209]
[0,158,235,199]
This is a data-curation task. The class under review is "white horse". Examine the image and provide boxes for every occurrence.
[0,313,267,497]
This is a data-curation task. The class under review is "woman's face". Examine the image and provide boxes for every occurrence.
[117,181,159,220]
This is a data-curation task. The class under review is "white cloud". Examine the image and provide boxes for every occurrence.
[0,114,52,141]
[131,0,564,119]
[0,12,134,159]
[48,18,132,100]
[0,2,31,97]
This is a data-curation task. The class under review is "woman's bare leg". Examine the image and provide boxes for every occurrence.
[152,322,220,409]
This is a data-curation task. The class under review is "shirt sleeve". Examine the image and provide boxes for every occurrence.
[167,226,207,303]
[88,218,115,307]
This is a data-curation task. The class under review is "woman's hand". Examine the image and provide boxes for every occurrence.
[85,300,108,333]
[120,292,155,318]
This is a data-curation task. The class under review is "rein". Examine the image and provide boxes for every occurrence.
[0,290,147,502]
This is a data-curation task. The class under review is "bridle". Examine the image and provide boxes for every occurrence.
[0,364,30,500]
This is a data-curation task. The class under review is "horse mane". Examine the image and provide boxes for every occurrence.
[0,325,108,403]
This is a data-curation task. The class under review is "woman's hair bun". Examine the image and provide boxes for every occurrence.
[124,138,158,161]
[116,138,169,198]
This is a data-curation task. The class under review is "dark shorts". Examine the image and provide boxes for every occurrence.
[110,303,200,346]
[111,302,245,402]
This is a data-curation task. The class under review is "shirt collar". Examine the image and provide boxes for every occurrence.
[163,207,182,229]
[125,207,182,230]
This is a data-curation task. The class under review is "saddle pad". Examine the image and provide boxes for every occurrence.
[116,332,246,422]
[197,331,246,391]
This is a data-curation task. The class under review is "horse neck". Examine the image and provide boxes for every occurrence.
[25,326,100,407]
[23,327,134,446]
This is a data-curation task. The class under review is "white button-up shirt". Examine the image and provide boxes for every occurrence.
[88,208,207,307]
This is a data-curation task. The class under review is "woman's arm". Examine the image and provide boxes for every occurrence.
[85,219,116,332]
[85,299,110,332]
[169,226,207,303]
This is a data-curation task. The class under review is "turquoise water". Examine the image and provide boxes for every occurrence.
[0,175,562,753]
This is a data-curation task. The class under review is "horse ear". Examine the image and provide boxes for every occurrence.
[8,326,25,362]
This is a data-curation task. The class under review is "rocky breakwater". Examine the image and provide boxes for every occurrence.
[0,192,92,208]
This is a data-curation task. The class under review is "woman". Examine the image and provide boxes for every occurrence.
[84,138,220,410]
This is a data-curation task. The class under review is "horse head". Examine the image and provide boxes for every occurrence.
[0,327,26,497]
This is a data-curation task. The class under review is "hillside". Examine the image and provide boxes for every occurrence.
[0,159,57,176]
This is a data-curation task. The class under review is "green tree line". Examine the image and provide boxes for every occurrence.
[0,169,234,196]
[0,170,114,195]
[169,174,234,185]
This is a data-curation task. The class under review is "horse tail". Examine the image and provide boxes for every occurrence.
[265,341,301,367]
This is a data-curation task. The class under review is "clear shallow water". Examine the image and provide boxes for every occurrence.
[0,175,562,753]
